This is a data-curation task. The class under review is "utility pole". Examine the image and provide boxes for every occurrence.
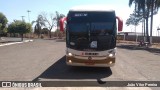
[27,10,31,41]
[27,10,31,23]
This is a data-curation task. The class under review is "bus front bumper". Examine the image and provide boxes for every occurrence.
[66,56,115,67]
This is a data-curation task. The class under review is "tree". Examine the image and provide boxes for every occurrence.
[55,11,65,30]
[8,20,32,41]
[129,0,160,44]
[126,10,144,42]
[126,11,143,26]
[41,28,49,34]
[40,12,55,38]
[55,11,65,38]
[149,0,160,44]
[40,11,65,38]
[129,0,150,43]
[32,15,45,38]
[0,12,8,39]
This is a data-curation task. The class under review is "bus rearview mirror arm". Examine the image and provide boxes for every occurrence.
[116,16,123,32]
[60,17,67,32]
[60,16,123,32]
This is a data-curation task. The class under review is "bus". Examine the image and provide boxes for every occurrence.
[59,6,123,67]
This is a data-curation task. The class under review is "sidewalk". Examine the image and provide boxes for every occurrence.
[0,37,33,46]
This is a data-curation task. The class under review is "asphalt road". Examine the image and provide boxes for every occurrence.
[0,39,160,90]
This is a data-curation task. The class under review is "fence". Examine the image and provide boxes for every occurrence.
[117,35,160,43]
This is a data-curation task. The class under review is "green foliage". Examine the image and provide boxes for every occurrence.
[126,11,143,26]
[41,28,49,34]
[8,20,32,41]
[129,0,158,18]
[128,0,160,44]
[8,20,32,34]
[0,12,8,35]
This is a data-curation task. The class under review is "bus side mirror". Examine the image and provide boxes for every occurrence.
[116,16,123,31]
[59,17,67,32]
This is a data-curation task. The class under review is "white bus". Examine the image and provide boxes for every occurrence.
[60,6,123,67]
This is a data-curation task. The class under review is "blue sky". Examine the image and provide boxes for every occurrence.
[0,0,131,22]
[0,0,160,35]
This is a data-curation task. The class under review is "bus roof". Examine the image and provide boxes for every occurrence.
[69,5,115,12]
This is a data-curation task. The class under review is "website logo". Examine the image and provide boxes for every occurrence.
[2,82,11,87]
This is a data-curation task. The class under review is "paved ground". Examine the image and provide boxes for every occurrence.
[0,38,159,90]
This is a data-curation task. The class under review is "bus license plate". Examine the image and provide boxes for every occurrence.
[85,61,95,65]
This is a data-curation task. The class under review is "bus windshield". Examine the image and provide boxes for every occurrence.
[91,22,114,35]
[67,11,116,35]
[69,23,88,34]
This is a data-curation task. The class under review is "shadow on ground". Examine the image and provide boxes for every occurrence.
[43,38,65,42]
[55,39,66,42]
[33,56,112,84]
[117,44,160,54]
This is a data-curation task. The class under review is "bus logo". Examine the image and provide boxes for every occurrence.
[88,56,92,60]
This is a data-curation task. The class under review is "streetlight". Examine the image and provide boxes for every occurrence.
[27,10,31,41]
[27,10,31,23]
[21,16,25,21]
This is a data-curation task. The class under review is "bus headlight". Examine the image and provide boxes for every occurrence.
[68,53,73,56]
[108,49,116,58]
[109,53,114,57]
[109,61,113,64]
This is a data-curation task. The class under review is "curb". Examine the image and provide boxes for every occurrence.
[0,40,33,47]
